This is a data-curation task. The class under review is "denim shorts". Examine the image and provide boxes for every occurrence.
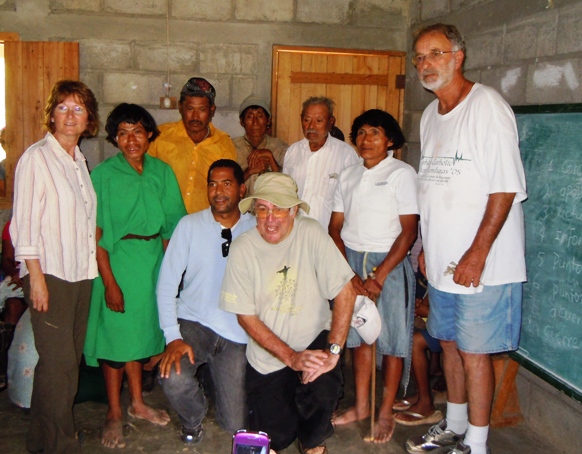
[419,328,442,353]
[345,248,415,357]
[426,283,522,354]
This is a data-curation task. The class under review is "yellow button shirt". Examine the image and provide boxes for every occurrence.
[148,121,236,213]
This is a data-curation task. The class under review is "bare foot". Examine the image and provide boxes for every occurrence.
[332,406,370,425]
[127,404,170,426]
[364,414,395,444]
[102,418,126,449]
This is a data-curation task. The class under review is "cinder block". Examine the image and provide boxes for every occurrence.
[409,0,421,25]
[557,4,582,54]
[405,110,422,144]
[526,59,582,104]
[406,76,436,112]
[103,139,119,161]
[464,32,503,70]
[212,77,231,109]
[199,44,257,75]
[232,77,256,108]
[234,0,293,22]
[464,68,481,84]
[535,19,557,58]
[296,0,351,24]
[80,137,102,171]
[403,142,421,171]
[353,0,407,27]
[480,66,526,106]
[135,42,197,73]
[451,0,492,10]
[80,40,132,71]
[149,108,181,128]
[172,0,232,21]
[103,73,168,106]
[213,111,245,139]
[420,0,448,21]
[52,0,99,12]
[104,0,165,15]
[504,26,537,63]
[79,71,103,102]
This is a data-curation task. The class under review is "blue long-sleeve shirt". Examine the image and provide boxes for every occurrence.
[157,208,256,344]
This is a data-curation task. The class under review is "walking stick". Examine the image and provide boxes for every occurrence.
[364,290,378,442]
[369,340,376,441]
[362,261,378,442]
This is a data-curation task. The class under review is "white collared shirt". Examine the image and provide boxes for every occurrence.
[283,135,360,229]
[332,153,419,252]
[11,133,98,282]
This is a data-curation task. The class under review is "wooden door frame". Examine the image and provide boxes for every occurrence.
[0,32,19,208]
[1,35,79,208]
[271,45,407,139]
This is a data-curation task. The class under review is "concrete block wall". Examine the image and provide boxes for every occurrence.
[403,0,582,169]
[0,0,408,169]
[404,1,582,451]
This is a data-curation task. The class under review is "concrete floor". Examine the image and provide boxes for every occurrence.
[0,366,559,454]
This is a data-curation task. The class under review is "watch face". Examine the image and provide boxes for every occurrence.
[329,343,341,355]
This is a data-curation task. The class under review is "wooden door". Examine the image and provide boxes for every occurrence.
[271,46,406,153]
[3,40,79,206]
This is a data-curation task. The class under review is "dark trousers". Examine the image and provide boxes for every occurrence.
[246,330,343,451]
[24,274,92,454]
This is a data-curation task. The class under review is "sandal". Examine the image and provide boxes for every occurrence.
[393,398,413,411]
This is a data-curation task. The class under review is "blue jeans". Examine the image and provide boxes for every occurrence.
[158,320,247,432]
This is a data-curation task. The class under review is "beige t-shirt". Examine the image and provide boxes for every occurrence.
[220,216,354,374]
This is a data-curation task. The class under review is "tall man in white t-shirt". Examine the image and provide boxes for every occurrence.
[406,24,527,454]
[283,96,360,230]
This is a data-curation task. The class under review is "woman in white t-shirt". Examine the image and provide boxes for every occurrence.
[329,109,419,444]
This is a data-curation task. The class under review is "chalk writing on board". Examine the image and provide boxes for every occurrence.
[513,109,582,401]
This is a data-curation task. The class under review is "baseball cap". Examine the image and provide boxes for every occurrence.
[180,77,216,104]
[239,173,310,215]
[351,295,382,344]
[239,95,271,118]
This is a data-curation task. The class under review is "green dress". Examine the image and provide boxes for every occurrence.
[84,153,186,366]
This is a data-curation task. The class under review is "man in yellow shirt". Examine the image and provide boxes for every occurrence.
[149,77,236,213]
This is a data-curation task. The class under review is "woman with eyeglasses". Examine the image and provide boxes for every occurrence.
[11,80,99,453]
[83,103,185,449]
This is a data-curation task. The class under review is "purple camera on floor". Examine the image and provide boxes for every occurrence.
[232,429,270,454]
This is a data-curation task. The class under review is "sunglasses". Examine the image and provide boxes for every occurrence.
[221,228,232,257]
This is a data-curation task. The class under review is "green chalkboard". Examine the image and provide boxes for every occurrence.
[511,104,582,403]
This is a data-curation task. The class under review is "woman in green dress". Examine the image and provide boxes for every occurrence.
[84,103,186,448]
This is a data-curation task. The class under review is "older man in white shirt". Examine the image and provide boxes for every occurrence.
[282,96,360,230]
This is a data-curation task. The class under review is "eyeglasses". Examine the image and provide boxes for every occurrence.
[221,228,232,257]
[411,50,458,67]
[253,206,291,219]
[54,104,87,115]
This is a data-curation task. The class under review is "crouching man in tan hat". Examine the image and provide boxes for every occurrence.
[220,173,356,454]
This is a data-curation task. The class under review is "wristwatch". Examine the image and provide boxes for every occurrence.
[327,343,342,355]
